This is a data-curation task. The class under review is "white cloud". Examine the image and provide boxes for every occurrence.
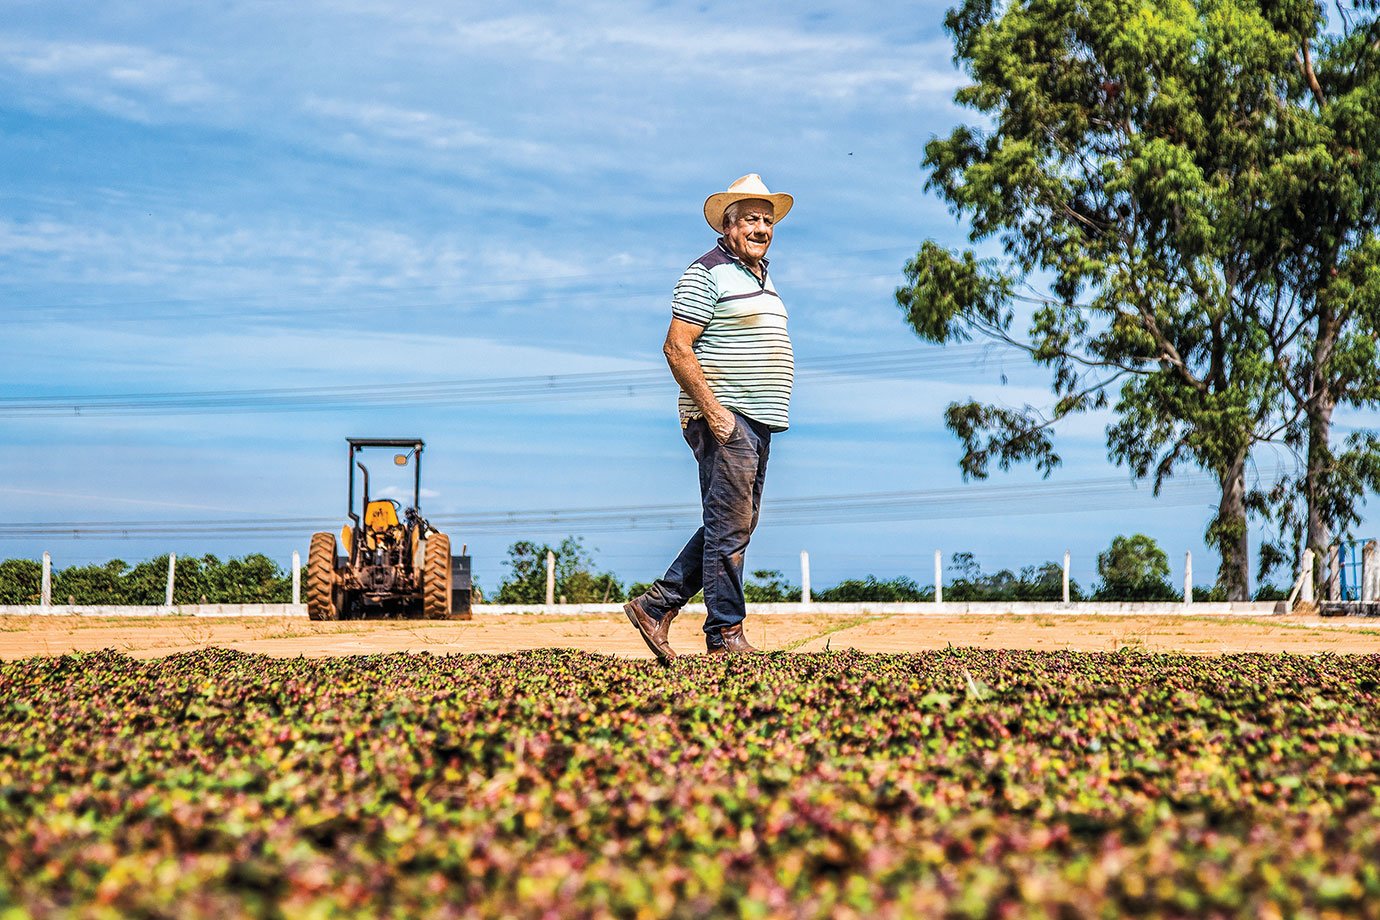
[0,485,251,514]
[301,96,550,160]
[377,485,441,500]
[0,35,223,119]
[419,12,962,104]
[0,213,551,306]
[3,320,658,387]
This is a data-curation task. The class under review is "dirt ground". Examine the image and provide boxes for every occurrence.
[4,612,1380,660]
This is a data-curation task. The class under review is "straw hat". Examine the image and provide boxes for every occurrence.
[703,174,793,232]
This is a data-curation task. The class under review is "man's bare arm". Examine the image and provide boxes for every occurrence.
[664,318,736,443]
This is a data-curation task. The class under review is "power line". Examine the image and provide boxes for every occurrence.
[0,346,1017,418]
[0,471,1230,540]
[0,246,919,324]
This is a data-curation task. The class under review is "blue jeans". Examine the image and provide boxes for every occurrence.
[640,413,771,647]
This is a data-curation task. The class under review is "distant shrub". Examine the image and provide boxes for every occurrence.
[0,555,292,605]
[0,559,43,605]
[816,576,926,603]
[496,538,622,604]
[744,569,798,603]
[1093,534,1177,601]
[52,561,129,605]
[944,553,1083,602]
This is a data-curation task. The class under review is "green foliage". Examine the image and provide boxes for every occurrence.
[0,559,42,605]
[120,554,292,605]
[495,541,562,604]
[123,555,202,605]
[1193,583,1228,602]
[1097,535,1170,586]
[1094,534,1179,601]
[496,537,622,604]
[202,554,293,604]
[558,569,622,605]
[743,569,798,603]
[946,552,1083,601]
[2,555,292,605]
[4,649,1380,915]
[52,560,128,605]
[814,575,926,602]
[903,0,1380,599]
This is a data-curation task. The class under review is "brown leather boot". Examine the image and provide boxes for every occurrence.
[712,622,758,654]
[623,598,679,664]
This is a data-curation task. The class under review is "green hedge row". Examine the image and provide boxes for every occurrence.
[0,555,294,605]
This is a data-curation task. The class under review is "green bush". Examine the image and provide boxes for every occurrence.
[1093,535,1178,601]
[0,559,43,605]
[496,538,622,604]
[744,569,798,603]
[816,575,926,602]
[52,561,128,605]
[201,554,292,603]
[0,555,293,605]
[944,553,1082,601]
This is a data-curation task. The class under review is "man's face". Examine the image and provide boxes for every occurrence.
[722,199,774,264]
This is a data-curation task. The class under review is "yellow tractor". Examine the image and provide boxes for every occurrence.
[306,438,471,620]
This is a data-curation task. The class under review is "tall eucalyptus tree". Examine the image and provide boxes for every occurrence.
[902,0,1379,597]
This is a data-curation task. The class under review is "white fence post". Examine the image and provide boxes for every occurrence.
[545,550,556,606]
[1327,544,1341,601]
[41,552,52,607]
[1301,547,1315,603]
[1362,541,1377,603]
[934,550,943,604]
[1062,550,1070,604]
[1184,551,1193,603]
[800,551,811,604]
[165,553,176,607]
[291,551,301,605]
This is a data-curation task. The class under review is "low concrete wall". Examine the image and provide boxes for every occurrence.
[477,601,1285,617]
[0,601,1284,617]
[1321,601,1380,617]
[0,604,308,618]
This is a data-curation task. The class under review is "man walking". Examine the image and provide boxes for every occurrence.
[624,174,794,661]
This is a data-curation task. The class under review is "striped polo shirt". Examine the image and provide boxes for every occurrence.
[671,239,794,431]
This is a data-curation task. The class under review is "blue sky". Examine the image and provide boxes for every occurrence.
[0,1,1304,595]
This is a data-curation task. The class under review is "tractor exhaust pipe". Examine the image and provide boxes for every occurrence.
[357,462,371,513]
[348,461,370,565]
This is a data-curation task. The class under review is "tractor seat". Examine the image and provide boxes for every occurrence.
[362,500,401,548]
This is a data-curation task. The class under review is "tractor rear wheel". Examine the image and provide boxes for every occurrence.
[307,532,341,621]
[421,533,452,619]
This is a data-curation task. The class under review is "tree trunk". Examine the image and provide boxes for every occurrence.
[1214,453,1250,600]
[1305,304,1340,592]
[1305,393,1335,579]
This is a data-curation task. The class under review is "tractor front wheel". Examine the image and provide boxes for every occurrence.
[306,532,341,621]
[421,533,453,619]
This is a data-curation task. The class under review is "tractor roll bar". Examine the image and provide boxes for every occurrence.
[346,438,425,520]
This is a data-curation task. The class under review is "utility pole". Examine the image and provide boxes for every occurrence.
[934,550,943,604]
[800,551,811,604]
[1062,550,1070,604]
[545,550,555,606]
[165,553,176,607]
[41,552,51,607]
